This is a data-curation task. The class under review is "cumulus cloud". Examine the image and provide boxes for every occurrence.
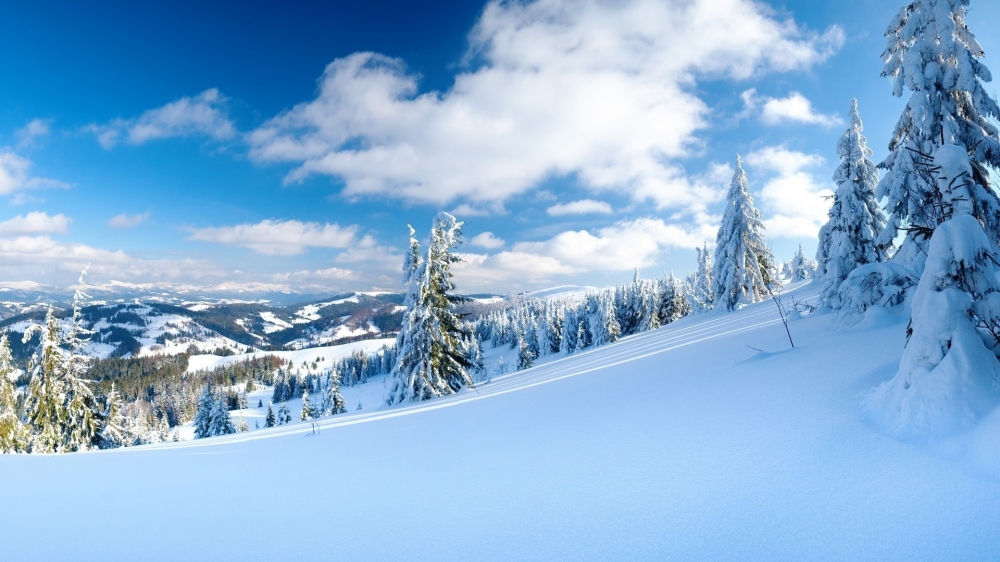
[16,119,51,147]
[470,232,505,249]
[453,217,717,291]
[0,150,70,196]
[87,89,236,148]
[741,89,842,127]
[249,0,843,216]
[546,199,613,216]
[744,146,833,238]
[186,219,359,255]
[0,212,71,236]
[107,211,151,229]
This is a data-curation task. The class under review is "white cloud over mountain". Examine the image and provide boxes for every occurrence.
[249,0,843,222]
[186,219,359,255]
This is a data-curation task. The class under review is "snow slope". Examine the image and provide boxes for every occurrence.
[3,282,1000,561]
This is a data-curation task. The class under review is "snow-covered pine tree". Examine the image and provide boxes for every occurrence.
[692,243,714,311]
[60,278,99,451]
[300,389,313,421]
[560,308,578,354]
[789,244,816,282]
[97,384,125,449]
[236,415,250,433]
[387,213,473,404]
[0,335,27,453]
[265,402,276,427]
[866,145,1000,437]
[712,155,777,311]
[193,385,216,438]
[22,307,67,453]
[208,394,235,436]
[517,335,534,371]
[818,99,888,305]
[325,371,347,415]
[278,402,290,425]
[876,0,1000,274]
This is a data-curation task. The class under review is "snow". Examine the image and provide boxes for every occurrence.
[3,282,1000,560]
[185,338,394,373]
[258,311,293,333]
[524,285,597,301]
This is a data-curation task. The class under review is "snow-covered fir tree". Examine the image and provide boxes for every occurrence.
[387,213,473,404]
[300,389,313,421]
[517,335,535,371]
[22,308,69,453]
[712,155,777,311]
[789,245,816,282]
[876,0,1000,274]
[265,402,276,427]
[692,243,714,311]
[866,145,1000,437]
[324,371,347,415]
[194,385,235,439]
[0,335,27,453]
[818,99,888,305]
[278,402,291,425]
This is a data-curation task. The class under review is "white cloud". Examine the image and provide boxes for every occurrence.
[249,0,842,217]
[88,89,236,148]
[108,211,151,229]
[741,89,843,127]
[546,199,613,216]
[186,219,359,255]
[0,212,71,236]
[16,119,51,147]
[453,217,716,291]
[744,146,833,238]
[470,232,505,249]
[0,150,70,196]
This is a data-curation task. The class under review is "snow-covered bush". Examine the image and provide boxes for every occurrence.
[834,263,918,320]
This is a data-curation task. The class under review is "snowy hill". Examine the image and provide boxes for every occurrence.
[4,281,999,560]
[0,292,406,364]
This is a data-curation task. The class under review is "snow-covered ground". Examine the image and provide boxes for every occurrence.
[3,282,1000,560]
[185,337,394,373]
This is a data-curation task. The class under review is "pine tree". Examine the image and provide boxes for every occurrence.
[692,243,714,311]
[279,402,291,424]
[326,371,347,415]
[387,214,473,404]
[818,100,888,305]
[60,280,99,451]
[236,415,250,433]
[193,386,217,439]
[712,155,777,311]
[265,402,276,427]
[790,245,816,282]
[0,335,27,453]
[517,335,535,371]
[876,0,1000,274]
[866,145,1000,437]
[300,389,313,421]
[22,307,68,453]
[97,384,125,449]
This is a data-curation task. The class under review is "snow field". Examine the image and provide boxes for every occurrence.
[3,283,1000,561]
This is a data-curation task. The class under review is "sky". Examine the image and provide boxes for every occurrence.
[0,0,998,297]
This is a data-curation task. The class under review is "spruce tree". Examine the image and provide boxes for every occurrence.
[712,155,777,311]
[517,335,535,371]
[265,402,276,427]
[692,243,714,311]
[876,0,1000,273]
[0,335,27,453]
[300,389,313,421]
[819,100,888,305]
[387,213,473,404]
[22,307,68,453]
[193,386,216,438]
[866,145,1000,437]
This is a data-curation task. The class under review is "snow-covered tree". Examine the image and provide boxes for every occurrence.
[517,335,535,371]
[22,308,68,453]
[265,402,276,427]
[278,402,291,425]
[300,389,313,421]
[866,145,1000,437]
[789,244,816,282]
[0,335,27,453]
[876,0,1000,273]
[692,243,714,311]
[712,155,777,311]
[194,385,234,439]
[387,213,473,404]
[324,372,347,415]
[819,100,888,305]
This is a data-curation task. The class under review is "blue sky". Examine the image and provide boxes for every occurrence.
[0,0,997,296]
